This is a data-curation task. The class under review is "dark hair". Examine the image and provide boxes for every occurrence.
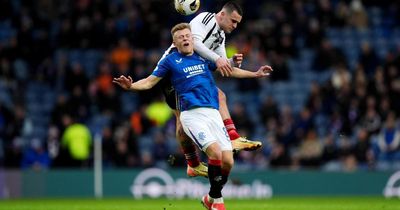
[223,1,243,16]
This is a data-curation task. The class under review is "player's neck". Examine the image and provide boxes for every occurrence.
[216,12,222,27]
[178,50,194,56]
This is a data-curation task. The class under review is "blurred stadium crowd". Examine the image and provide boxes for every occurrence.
[1,0,400,171]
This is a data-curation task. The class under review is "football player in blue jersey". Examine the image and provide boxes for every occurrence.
[158,2,264,179]
[113,23,272,210]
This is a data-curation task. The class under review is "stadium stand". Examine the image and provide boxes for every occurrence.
[0,0,400,171]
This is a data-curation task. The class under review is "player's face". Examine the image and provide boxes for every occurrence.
[220,10,242,33]
[173,28,194,55]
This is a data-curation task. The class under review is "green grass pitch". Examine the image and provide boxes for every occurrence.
[0,197,399,210]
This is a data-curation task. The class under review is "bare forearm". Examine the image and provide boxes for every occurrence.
[114,75,161,91]
[129,76,159,91]
[129,79,151,90]
[231,67,257,78]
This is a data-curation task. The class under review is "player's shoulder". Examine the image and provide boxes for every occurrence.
[191,12,216,26]
[162,51,182,63]
[154,52,180,73]
[159,51,175,64]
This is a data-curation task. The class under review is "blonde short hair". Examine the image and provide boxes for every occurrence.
[171,23,191,38]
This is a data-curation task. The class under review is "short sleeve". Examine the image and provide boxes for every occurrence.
[152,57,170,78]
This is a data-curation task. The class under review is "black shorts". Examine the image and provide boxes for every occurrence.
[159,77,177,110]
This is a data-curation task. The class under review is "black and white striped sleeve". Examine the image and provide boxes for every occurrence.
[190,12,213,42]
[190,12,221,62]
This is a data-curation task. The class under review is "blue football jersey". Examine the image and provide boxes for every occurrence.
[152,51,218,111]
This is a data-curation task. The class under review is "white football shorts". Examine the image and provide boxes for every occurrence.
[180,107,232,152]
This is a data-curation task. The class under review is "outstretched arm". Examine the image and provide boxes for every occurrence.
[113,75,162,91]
[227,65,274,79]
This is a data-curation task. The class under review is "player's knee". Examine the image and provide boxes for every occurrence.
[206,143,222,160]
[218,88,226,103]
[176,122,183,136]
[223,156,234,170]
[175,116,185,140]
[176,125,189,142]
